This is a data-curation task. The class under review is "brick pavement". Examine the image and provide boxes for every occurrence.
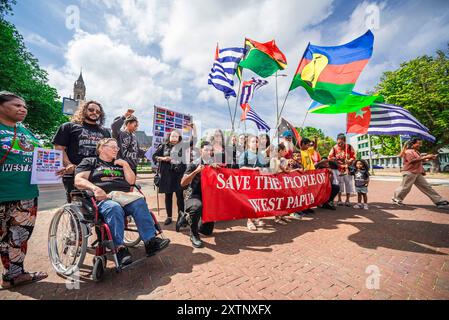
[0,180,448,300]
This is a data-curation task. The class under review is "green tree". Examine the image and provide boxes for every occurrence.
[297,126,336,157]
[371,135,401,157]
[0,0,15,18]
[375,45,449,170]
[0,2,68,141]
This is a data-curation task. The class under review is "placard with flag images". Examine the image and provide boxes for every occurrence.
[152,106,193,149]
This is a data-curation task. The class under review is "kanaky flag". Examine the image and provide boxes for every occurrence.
[347,106,371,134]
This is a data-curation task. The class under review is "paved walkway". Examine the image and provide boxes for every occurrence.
[1,180,448,300]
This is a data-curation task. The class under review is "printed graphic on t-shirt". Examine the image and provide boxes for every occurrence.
[78,128,106,157]
[122,135,137,160]
[0,128,39,173]
[96,165,124,182]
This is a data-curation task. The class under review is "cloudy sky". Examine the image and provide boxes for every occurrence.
[7,0,449,139]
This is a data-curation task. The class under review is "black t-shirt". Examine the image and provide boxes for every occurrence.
[184,159,204,199]
[75,157,131,194]
[52,122,111,167]
[353,169,370,187]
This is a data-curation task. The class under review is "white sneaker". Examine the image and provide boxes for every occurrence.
[392,198,403,205]
[363,204,369,210]
[353,203,363,209]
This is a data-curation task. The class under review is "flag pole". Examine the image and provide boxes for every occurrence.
[368,133,374,175]
[232,79,242,131]
[226,98,235,132]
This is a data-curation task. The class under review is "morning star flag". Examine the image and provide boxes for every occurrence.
[277,117,302,150]
[238,38,287,78]
[290,30,381,113]
[240,77,269,110]
[241,108,271,132]
[208,44,246,98]
[346,102,436,142]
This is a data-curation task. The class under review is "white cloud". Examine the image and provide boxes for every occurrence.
[46,30,182,134]
[23,32,64,53]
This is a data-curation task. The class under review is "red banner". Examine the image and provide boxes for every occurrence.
[201,167,331,222]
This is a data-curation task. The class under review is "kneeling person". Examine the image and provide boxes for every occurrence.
[74,138,169,266]
[180,141,216,248]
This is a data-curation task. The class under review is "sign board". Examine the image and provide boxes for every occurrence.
[62,97,79,115]
[152,105,193,149]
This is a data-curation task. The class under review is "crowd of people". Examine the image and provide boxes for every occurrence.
[1,92,448,289]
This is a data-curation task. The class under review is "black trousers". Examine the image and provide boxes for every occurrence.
[328,184,340,203]
[165,190,184,218]
[185,197,214,236]
[62,176,76,203]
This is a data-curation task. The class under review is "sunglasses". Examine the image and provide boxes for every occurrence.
[87,108,102,115]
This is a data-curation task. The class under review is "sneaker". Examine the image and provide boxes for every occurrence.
[164,217,172,225]
[280,216,291,223]
[436,201,449,206]
[290,212,303,219]
[145,237,170,256]
[436,204,449,210]
[345,201,351,207]
[116,247,133,266]
[353,203,363,209]
[274,217,287,225]
[337,201,344,206]
[392,198,403,205]
[254,219,266,227]
[363,204,369,210]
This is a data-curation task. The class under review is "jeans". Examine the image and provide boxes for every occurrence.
[98,198,156,247]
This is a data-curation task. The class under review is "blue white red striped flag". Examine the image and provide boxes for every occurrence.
[208,45,246,99]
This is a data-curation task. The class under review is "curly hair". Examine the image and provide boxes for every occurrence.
[71,100,105,126]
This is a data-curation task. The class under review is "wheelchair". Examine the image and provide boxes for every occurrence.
[48,185,165,282]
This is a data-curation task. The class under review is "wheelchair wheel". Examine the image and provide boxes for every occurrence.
[124,216,141,247]
[92,256,105,282]
[48,204,88,276]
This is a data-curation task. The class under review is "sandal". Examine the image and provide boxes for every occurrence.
[247,220,257,231]
[0,271,48,290]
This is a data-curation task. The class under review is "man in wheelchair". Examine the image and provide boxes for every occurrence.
[74,138,170,267]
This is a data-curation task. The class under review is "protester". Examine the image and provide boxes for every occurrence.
[152,130,189,225]
[350,160,370,210]
[180,141,218,248]
[280,130,294,159]
[270,144,291,225]
[239,134,268,230]
[75,138,170,266]
[207,129,226,165]
[328,133,356,207]
[286,152,306,218]
[0,91,48,289]
[300,138,316,171]
[309,137,322,165]
[258,133,273,165]
[315,158,340,210]
[392,138,449,209]
[111,109,146,174]
[53,100,111,203]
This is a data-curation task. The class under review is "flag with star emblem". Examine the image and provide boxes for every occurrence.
[346,106,371,133]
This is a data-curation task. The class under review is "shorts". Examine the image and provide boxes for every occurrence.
[338,175,354,194]
[355,186,368,194]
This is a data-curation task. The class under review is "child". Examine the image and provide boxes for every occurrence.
[351,160,370,209]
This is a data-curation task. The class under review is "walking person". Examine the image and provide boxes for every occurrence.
[392,138,449,209]
[328,133,356,207]
[0,91,48,289]
[53,100,111,202]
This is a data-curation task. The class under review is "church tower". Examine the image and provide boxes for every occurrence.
[73,70,86,101]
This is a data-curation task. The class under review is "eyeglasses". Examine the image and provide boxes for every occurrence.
[104,145,119,150]
[87,108,102,115]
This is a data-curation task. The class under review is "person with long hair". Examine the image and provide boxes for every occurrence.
[207,129,226,165]
[0,91,48,289]
[53,100,111,203]
[153,128,196,225]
